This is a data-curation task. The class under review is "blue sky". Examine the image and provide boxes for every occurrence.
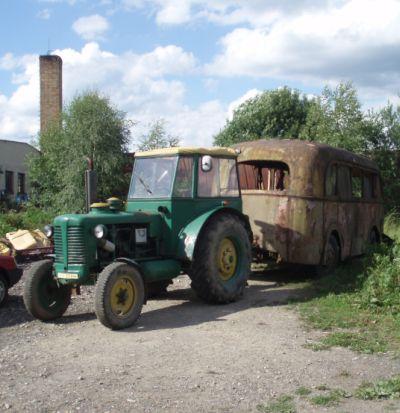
[1,0,400,147]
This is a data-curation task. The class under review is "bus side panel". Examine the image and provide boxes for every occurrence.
[287,198,324,265]
[323,200,340,258]
[242,192,289,261]
[357,201,384,254]
[337,202,353,259]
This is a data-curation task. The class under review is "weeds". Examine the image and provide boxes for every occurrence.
[310,389,347,407]
[298,214,400,354]
[294,386,311,396]
[257,395,296,413]
[356,376,400,400]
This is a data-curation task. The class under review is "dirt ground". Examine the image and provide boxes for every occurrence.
[1,267,399,413]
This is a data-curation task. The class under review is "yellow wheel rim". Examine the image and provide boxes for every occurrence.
[110,276,136,316]
[217,238,238,281]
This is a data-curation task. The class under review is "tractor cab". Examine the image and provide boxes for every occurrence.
[127,147,243,256]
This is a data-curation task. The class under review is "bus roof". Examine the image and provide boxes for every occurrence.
[234,139,379,171]
[135,147,237,158]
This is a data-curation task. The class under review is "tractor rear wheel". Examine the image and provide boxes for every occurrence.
[189,214,251,304]
[23,260,71,321]
[94,262,145,330]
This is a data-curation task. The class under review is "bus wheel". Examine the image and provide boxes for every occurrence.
[317,235,340,276]
[369,229,379,244]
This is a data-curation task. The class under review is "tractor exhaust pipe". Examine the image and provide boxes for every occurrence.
[85,157,97,213]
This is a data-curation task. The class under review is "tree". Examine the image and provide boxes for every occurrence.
[214,87,311,146]
[363,103,400,209]
[137,119,180,151]
[29,91,132,213]
[300,82,366,153]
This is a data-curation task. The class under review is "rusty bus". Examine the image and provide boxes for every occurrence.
[234,139,384,270]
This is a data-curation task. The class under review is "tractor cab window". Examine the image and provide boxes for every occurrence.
[198,157,239,198]
[129,156,177,198]
[173,157,193,197]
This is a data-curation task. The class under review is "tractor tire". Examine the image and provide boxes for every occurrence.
[94,262,145,330]
[0,274,8,307]
[23,260,71,321]
[189,214,251,304]
[316,234,340,276]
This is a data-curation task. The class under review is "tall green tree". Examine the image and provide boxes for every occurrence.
[137,119,180,151]
[29,91,132,213]
[301,82,366,152]
[364,103,400,209]
[214,87,311,146]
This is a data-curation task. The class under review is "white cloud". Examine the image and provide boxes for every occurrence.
[0,55,39,139]
[0,42,225,147]
[72,14,110,40]
[205,0,400,97]
[37,8,51,19]
[122,0,331,26]
[228,89,261,120]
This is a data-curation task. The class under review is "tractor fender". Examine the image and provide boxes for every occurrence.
[115,257,143,275]
[177,207,251,262]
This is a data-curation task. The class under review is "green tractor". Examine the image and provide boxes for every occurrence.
[23,147,252,329]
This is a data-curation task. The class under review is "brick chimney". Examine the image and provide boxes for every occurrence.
[39,55,62,133]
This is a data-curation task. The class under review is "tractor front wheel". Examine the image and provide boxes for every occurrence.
[189,214,251,304]
[23,260,71,321]
[94,262,145,330]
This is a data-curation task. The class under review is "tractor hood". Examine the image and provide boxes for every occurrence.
[53,205,159,227]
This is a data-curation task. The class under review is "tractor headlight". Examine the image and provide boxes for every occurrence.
[43,224,54,238]
[94,224,107,239]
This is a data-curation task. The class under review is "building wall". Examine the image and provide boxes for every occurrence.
[0,140,39,198]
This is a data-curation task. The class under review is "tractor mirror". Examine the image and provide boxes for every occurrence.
[201,155,213,172]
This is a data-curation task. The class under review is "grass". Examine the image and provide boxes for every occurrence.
[257,374,400,411]
[257,395,296,413]
[294,386,312,396]
[356,376,400,400]
[295,214,400,354]
[310,389,347,407]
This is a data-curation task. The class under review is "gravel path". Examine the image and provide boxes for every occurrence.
[1,267,399,412]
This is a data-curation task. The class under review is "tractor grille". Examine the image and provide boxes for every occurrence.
[54,226,63,263]
[54,226,86,265]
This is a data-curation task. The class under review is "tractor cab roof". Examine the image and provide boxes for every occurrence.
[135,146,237,158]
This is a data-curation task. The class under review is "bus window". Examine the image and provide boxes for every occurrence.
[363,173,373,199]
[326,164,338,196]
[351,169,362,198]
[338,165,351,199]
[238,161,289,191]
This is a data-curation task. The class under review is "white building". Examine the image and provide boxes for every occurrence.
[0,140,39,200]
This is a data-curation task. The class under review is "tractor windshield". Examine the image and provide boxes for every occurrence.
[129,156,178,199]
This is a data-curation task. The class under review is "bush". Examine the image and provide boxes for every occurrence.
[0,207,54,237]
[359,242,400,311]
